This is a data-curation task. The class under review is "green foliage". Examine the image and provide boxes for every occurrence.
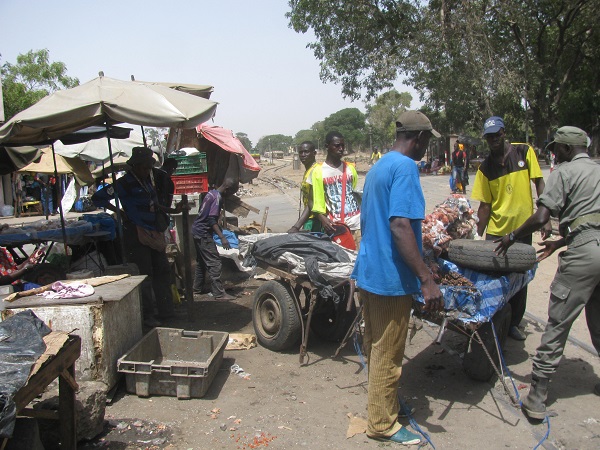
[287,0,600,146]
[322,108,367,152]
[235,132,253,152]
[366,90,412,148]
[1,49,79,120]
[294,129,318,146]
[255,134,293,155]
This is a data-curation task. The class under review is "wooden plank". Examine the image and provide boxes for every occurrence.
[14,335,81,411]
[2,275,146,309]
[29,331,70,378]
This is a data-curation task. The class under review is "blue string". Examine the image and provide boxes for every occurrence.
[533,416,551,450]
[398,396,436,449]
[352,331,367,373]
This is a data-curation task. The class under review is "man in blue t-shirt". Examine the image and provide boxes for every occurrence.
[351,111,443,446]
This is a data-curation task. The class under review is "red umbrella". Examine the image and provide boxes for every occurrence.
[197,123,260,172]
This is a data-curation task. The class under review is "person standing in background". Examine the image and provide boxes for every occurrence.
[451,142,468,194]
[288,141,322,233]
[311,131,361,247]
[192,179,238,300]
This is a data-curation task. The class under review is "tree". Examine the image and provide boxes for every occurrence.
[294,129,318,146]
[255,134,293,155]
[322,108,367,152]
[1,49,79,120]
[366,90,412,148]
[287,0,600,146]
[235,132,253,152]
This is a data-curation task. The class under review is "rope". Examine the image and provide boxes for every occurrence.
[490,321,521,405]
[352,330,367,372]
[533,416,551,450]
[398,395,436,449]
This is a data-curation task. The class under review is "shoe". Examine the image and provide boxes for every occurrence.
[143,316,162,328]
[594,383,600,396]
[509,326,526,340]
[522,375,550,420]
[370,427,421,445]
[214,293,237,301]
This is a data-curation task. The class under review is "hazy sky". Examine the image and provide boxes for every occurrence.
[1,0,418,146]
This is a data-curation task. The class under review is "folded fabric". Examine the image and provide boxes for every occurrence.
[39,281,95,299]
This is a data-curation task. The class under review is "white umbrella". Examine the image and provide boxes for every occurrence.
[0,75,218,146]
[54,130,145,164]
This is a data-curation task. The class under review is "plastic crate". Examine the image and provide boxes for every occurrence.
[117,328,228,399]
[172,174,208,194]
[171,153,207,175]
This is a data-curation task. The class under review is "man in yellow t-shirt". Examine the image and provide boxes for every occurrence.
[288,141,322,233]
[472,116,551,340]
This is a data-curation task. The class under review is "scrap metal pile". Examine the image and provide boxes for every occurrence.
[422,194,477,258]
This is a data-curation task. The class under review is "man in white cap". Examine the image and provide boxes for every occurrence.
[352,110,444,446]
[471,116,551,341]
[496,126,600,420]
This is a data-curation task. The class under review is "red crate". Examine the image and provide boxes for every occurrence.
[172,174,208,194]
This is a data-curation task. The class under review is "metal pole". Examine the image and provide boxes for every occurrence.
[50,144,69,254]
[180,194,195,321]
[105,123,127,264]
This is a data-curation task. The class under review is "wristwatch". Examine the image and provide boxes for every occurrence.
[508,232,516,242]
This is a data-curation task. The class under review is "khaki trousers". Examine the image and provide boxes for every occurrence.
[362,289,412,438]
[533,232,600,378]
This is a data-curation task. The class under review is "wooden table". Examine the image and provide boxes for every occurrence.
[4,332,81,450]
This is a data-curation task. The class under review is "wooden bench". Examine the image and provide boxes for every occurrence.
[21,201,43,217]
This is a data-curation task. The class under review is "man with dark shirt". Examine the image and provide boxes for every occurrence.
[192,179,237,300]
[93,147,182,327]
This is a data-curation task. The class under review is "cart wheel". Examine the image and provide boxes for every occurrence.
[252,280,301,351]
[25,263,66,286]
[463,302,512,381]
[310,288,357,342]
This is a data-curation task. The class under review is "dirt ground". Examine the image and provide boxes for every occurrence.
[53,155,600,449]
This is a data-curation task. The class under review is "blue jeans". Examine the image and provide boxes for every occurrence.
[452,166,465,192]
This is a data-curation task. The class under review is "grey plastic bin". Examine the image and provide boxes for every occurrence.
[117,328,228,399]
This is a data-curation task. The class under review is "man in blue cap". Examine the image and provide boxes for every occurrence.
[471,116,551,340]
[495,126,600,419]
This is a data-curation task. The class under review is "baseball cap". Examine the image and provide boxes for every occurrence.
[546,126,589,148]
[396,110,441,138]
[483,116,505,135]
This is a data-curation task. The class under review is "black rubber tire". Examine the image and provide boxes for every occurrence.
[310,289,357,342]
[24,263,66,286]
[448,239,536,273]
[463,302,512,381]
[252,280,301,351]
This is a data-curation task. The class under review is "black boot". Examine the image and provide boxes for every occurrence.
[522,375,549,420]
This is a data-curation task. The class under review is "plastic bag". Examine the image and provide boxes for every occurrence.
[59,177,77,214]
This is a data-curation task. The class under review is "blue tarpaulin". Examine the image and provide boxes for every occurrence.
[414,259,536,324]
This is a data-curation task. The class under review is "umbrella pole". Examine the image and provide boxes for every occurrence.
[105,124,128,265]
[50,144,69,254]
